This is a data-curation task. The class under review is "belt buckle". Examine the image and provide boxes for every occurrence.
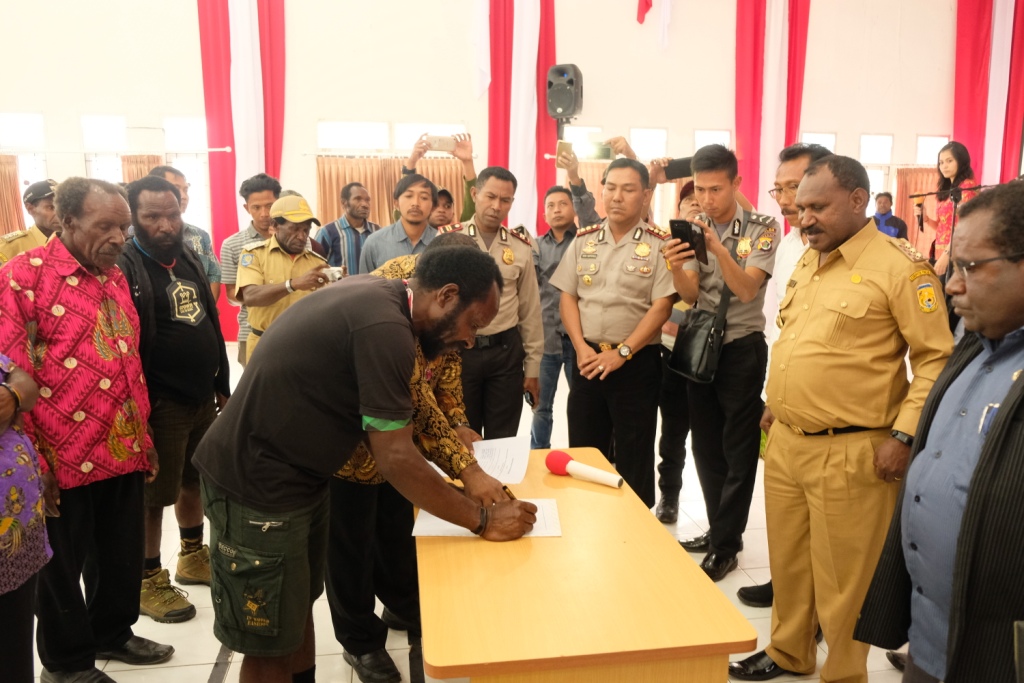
[599,343,613,352]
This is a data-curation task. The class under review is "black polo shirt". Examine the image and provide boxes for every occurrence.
[193,276,416,511]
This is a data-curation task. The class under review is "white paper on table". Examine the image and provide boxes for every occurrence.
[412,499,561,538]
[471,436,531,484]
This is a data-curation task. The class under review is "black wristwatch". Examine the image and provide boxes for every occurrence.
[891,430,914,447]
[401,165,416,176]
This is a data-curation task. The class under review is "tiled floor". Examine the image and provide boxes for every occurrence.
[31,344,906,681]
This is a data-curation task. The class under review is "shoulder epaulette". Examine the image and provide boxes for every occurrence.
[748,212,776,227]
[310,251,328,262]
[509,225,532,246]
[644,224,670,240]
[1,230,26,243]
[438,223,464,233]
[577,223,602,236]
[889,238,928,262]
[242,241,268,253]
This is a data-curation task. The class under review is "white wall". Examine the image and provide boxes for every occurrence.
[0,0,956,221]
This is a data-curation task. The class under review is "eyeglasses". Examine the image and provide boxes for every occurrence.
[768,185,799,200]
[950,252,1024,279]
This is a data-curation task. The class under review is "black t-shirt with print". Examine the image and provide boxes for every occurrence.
[193,276,416,511]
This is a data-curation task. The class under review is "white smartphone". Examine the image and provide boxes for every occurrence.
[425,135,457,152]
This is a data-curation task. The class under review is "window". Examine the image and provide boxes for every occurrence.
[801,132,836,151]
[393,123,466,151]
[0,113,45,150]
[860,135,893,165]
[85,154,123,183]
[917,136,949,165]
[81,115,127,151]
[317,121,389,151]
[164,117,207,152]
[17,153,48,226]
[694,130,731,150]
[629,128,668,160]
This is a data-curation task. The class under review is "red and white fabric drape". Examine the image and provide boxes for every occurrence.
[736,0,809,231]
[956,0,1024,184]
[486,0,557,236]
[197,0,285,341]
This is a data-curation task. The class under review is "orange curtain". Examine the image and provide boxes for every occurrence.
[316,156,464,228]
[0,155,26,236]
[895,166,938,253]
[121,154,164,183]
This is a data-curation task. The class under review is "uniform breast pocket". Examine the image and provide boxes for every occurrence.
[577,260,600,282]
[822,293,871,349]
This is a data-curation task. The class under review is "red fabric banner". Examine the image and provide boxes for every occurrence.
[953,0,994,178]
[637,0,653,23]
[1000,0,1024,181]
[784,0,810,145]
[488,0,514,171]
[196,0,239,341]
[535,0,557,235]
[735,0,767,203]
[257,0,286,179]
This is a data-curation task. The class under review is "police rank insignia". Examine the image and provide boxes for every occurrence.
[240,253,254,267]
[634,243,651,258]
[917,282,937,313]
[737,237,753,258]
[502,247,514,265]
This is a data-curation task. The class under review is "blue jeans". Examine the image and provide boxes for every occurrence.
[530,334,576,449]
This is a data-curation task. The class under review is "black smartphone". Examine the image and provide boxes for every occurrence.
[523,390,535,407]
[670,219,709,265]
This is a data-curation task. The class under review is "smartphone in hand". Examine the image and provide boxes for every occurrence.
[670,219,709,265]
[425,135,457,152]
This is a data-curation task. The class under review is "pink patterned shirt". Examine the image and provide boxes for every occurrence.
[934,178,978,249]
[0,239,152,490]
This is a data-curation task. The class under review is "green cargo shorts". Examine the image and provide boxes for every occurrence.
[201,477,328,657]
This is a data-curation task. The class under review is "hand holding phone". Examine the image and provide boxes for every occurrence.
[425,135,457,152]
[670,219,708,265]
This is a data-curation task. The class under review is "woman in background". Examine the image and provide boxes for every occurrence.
[915,141,978,275]
[0,353,50,682]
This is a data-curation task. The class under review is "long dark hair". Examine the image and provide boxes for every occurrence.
[936,141,975,201]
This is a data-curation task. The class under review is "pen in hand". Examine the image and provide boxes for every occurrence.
[502,485,517,500]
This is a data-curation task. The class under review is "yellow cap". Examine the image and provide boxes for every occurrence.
[270,195,320,226]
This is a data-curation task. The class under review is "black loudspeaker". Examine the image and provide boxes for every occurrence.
[547,64,583,118]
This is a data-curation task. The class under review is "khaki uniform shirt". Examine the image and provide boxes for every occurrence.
[335,253,476,484]
[0,225,50,265]
[439,221,544,377]
[767,222,954,436]
[683,203,779,344]
[236,235,327,359]
[551,219,676,345]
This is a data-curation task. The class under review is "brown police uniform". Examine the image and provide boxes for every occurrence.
[0,225,50,265]
[762,222,954,682]
[550,219,675,508]
[236,235,327,361]
[438,221,543,438]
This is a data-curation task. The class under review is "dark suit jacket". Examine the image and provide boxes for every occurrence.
[855,332,1024,682]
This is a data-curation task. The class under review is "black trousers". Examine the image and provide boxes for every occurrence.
[687,333,766,556]
[1,573,38,683]
[657,344,690,498]
[325,478,420,656]
[566,345,661,509]
[36,472,145,673]
[461,327,527,439]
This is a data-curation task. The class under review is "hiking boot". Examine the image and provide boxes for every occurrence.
[175,544,211,585]
[140,568,196,623]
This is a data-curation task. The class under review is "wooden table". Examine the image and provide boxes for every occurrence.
[416,447,757,682]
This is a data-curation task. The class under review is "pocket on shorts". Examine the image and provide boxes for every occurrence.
[211,540,285,637]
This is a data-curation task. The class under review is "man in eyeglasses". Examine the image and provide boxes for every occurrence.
[728,156,953,682]
[856,181,1024,683]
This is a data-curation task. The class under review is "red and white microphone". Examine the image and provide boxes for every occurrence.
[545,450,623,489]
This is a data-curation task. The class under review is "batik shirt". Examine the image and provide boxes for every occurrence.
[0,353,52,595]
[0,239,153,490]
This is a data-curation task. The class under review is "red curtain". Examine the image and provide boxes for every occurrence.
[784,0,810,145]
[534,0,557,235]
[1001,1,1024,181]
[257,0,285,179]
[197,0,240,342]
[953,0,994,179]
[735,0,767,202]
[488,0,514,170]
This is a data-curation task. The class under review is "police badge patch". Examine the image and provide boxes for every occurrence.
[917,282,937,313]
[240,253,254,267]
